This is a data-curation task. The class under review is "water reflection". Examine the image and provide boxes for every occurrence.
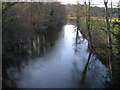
[80,52,92,88]
[73,25,110,88]
[3,24,110,88]
[2,26,61,88]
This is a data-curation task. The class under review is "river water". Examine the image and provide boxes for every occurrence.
[5,24,110,88]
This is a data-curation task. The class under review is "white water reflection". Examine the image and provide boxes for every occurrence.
[8,25,109,88]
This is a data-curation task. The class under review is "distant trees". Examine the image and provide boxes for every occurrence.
[2,2,66,43]
[29,2,66,31]
[2,2,66,58]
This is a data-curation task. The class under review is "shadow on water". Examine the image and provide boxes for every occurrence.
[74,24,93,88]
[3,23,110,88]
[2,25,62,88]
[73,24,110,88]
[80,52,92,88]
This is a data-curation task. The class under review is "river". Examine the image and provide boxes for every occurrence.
[4,24,110,88]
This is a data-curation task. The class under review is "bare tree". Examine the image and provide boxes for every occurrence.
[84,0,93,50]
[104,0,112,75]
[118,1,120,20]
[75,0,80,48]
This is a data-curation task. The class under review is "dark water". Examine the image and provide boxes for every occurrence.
[3,24,110,88]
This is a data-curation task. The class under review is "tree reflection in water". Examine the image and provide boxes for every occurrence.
[74,25,110,88]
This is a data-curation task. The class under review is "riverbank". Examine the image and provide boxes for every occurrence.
[79,18,120,88]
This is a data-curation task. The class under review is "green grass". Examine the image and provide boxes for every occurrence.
[67,16,77,20]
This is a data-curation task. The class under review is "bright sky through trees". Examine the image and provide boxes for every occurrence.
[58,0,119,7]
[2,0,119,7]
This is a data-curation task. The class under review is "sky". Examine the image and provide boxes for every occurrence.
[2,0,119,7]
[58,0,119,7]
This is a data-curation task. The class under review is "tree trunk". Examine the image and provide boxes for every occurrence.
[104,1,112,75]
[118,2,120,20]
[85,1,93,50]
[75,1,80,48]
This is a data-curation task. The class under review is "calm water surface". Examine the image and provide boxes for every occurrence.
[6,25,110,88]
